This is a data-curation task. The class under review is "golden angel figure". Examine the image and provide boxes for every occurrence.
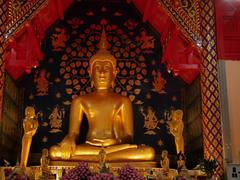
[167,109,184,154]
[20,106,39,167]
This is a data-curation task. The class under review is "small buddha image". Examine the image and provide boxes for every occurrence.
[160,150,169,174]
[40,149,54,179]
[177,152,186,172]
[98,145,109,173]
[20,106,39,168]
[40,148,50,173]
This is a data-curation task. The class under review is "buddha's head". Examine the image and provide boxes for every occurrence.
[25,106,35,119]
[172,109,183,121]
[89,28,117,90]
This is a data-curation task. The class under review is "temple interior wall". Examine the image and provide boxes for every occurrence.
[224,61,240,163]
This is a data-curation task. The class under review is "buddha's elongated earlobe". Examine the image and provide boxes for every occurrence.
[91,80,94,88]
[111,81,115,89]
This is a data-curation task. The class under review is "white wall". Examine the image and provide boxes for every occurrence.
[225,60,240,163]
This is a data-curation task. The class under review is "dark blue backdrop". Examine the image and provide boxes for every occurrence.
[21,1,185,157]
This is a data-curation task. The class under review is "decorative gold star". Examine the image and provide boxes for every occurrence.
[55,78,61,83]
[158,139,164,147]
[56,92,61,98]
[42,136,48,143]
[172,95,177,102]
[146,92,152,99]
[29,94,34,100]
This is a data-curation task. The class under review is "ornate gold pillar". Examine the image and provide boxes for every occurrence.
[200,0,224,176]
[0,0,7,121]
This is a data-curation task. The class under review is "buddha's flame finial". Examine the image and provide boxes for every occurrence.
[98,27,109,50]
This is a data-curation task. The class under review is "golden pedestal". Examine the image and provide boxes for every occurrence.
[50,160,157,168]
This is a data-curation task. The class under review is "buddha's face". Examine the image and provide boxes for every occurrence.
[91,60,116,90]
[25,107,35,118]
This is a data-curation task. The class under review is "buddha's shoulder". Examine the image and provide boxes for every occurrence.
[113,93,131,103]
[71,92,131,102]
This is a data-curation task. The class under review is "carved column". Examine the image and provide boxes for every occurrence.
[200,0,224,176]
[0,0,7,121]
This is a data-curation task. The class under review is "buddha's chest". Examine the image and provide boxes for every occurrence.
[83,97,120,120]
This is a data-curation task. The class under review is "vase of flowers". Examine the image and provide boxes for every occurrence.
[199,158,218,179]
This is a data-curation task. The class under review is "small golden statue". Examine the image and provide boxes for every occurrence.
[20,106,39,168]
[177,152,186,172]
[167,109,184,154]
[160,150,169,174]
[49,28,155,161]
[40,149,55,179]
[98,145,109,173]
[40,149,50,173]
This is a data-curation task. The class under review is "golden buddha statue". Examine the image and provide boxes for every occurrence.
[40,149,50,173]
[20,106,39,167]
[49,29,155,162]
[160,150,169,173]
[167,109,184,154]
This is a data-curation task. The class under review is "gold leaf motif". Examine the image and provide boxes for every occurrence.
[83,62,88,67]
[80,79,87,84]
[66,88,73,94]
[126,85,132,91]
[142,69,147,75]
[64,73,70,79]
[76,61,81,67]
[126,62,131,67]
[71,51,77,57]
[131,63,137,69]
[128,79,134,86]
[136,67,141,73]
[66,66,71,72]
[120,79,127,84]
[119,62,124,68]
[66,79,72,85]
[123,52,129,58]
[74,85,81,90]
[80,69,85,75]
[73,79,79,85]
[60,61,66,66]
[121,69,127,75]
[116,87,121,93]
[129,95,135,102]
[62,54,68,61]
[139,55,145,61]
[78,51,84,57]
[130,70,135,76]
[70,62,76,68]
[87,51,92,57]
[137,74,143,80]
[134,89,141,95]
[72,69,77,75]
[115,52,120,58]
[135,80,141,86]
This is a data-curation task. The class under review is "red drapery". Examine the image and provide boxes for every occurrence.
[216,0,240,60]
[5,0,200,84]
[5,0,73,80]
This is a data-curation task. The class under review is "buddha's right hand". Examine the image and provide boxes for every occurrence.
[60,135,76,160]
